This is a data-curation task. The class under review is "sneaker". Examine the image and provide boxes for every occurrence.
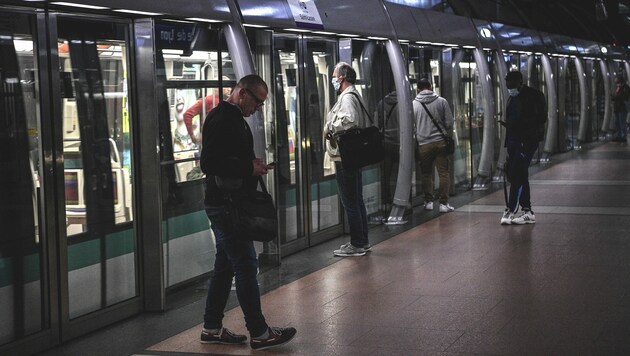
[512,210,535,224]
[339,242,371,251]
[200,328,247,344]
[333,243,366,257]
[500,209,514,225]
[424,201,434,210]
[250,327,297,351]
[439,203,454,213]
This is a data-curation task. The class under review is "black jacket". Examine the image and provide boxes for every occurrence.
[505,85,547,145]
[612,83,630,113]
[201,101,256,206]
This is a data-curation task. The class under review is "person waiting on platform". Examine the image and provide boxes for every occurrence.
[413,78,455,213]
[199,74,297,350]
[184,92,222,144]
[611,74,629,142]
[499,70,547,225]
[324,62,371,257]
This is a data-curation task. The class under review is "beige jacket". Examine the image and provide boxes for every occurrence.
[324,85,367,161]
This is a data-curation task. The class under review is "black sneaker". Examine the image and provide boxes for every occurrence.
[250,327,297,350]
[200,328,247,344]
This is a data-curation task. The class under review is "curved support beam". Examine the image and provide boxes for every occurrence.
[493,51,509,181]
[385,39,414,224]
[224,0,265,160]
[574,58,588,143]
[625,62,630,81]
[472,48,495,184]
[599,59,612,134]
[541,54,557,154]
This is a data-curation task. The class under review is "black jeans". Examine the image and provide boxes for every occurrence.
[334,162,369,247]
[203,206,268,336]
[506,142,538,212]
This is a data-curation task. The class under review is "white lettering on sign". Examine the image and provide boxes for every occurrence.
[159,28,193,44]
[287,0,324,29]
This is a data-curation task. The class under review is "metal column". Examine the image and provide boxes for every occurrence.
[541,54,557,156]
[599,59,612,135]
[574,58,588,145]
[472,48,495,189]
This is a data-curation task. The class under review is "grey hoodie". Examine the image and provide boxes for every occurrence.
[412,90,453,145]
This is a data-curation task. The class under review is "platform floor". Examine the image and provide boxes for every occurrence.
[42,141,630,355]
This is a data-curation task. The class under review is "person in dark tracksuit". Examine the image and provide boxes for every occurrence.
[611,74,629,142]
[499,71,547,225]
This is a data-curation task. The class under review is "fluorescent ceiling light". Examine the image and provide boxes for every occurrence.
[338,33,360,37]
[244,24,268,28]
[114,9,163,16]
[367,36,389,41]
[51,2,109,10]
[313,31,337,35]
[162,49,184,55]
[398,39,409,43]
[463,45,476,49]
[186,18,221,23]
[416,41,431,45]
[284,28,311,33]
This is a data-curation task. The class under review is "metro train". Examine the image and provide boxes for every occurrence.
[1,0,628,354]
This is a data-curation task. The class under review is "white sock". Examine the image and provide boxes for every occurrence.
[253,328,269,339]
[203,327,221,334]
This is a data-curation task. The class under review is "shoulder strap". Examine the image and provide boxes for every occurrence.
[385,102,397,126]
[345,91,375,126]
[256,176,269,194]
[419,101,448,138]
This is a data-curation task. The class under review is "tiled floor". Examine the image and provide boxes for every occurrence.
[42,141,630,355]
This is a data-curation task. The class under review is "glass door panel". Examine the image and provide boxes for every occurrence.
[273,36,304,245]
[0,9,47,347]
[155,23,230,287]
[56,17,137,319]
[304,39,339,234]
[272,34,342,253]
[452,49,473,188]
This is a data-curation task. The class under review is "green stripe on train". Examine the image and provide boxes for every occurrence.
[0,210,212,287]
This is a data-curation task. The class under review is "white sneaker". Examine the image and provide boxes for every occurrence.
[500,209,514,225]
[512,210,535,224]
[333,243,366,257]
[439,203,454,213]
[424,201,434,210]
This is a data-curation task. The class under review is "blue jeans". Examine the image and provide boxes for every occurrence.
[203,206,267,337]
[334,162,369,247]
[506,142,538,212]
[615,111,628,138]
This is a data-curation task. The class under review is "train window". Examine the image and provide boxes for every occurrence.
[156,22,234,184]
[59,35,135,236]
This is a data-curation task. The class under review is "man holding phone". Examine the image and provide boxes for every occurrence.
[499,71,547,225]
[199,74,296,350]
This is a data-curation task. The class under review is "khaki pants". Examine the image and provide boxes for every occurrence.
[417,140,450,204]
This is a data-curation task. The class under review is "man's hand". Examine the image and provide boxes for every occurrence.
[252,159,274,176]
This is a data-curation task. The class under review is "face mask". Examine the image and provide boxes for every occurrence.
[331,77,341,92]
[507,88,520,97]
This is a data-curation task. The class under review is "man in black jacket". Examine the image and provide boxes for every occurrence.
[200,74,296,350]
[499,71,547,225]
[612,74,629,142]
